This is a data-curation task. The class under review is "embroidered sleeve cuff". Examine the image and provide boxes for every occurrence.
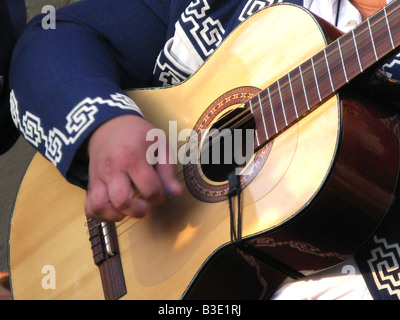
[10,90,144,188]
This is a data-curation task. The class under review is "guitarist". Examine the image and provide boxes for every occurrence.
[8,0,400,299]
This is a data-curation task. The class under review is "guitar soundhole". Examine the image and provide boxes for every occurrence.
[200,107,255,182]
[183,86,271,203]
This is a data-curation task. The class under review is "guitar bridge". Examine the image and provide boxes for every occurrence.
[87,219,127,300]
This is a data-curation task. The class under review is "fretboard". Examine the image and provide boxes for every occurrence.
[249,1,400,148]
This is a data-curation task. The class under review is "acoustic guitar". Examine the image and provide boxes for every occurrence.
[8,2,400,300]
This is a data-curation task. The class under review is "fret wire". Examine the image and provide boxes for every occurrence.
[367,19,379,61]
[298,65,310,110]
[351,29,364,72]
[257,94,269,140]
[384,7,395,49]
[267,87,278,133]
[248,99,260,147]
[311,57,322,101]
[385,2,400,51]
[337,39,349,83]
[287,73,299,118]
[323,49,335,91]
[277,80,288,126]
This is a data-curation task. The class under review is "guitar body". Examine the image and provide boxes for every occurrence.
[9,4,400,299]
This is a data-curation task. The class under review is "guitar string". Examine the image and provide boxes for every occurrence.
[93,3,399,248]
[95,120,257,242]
[86,117,256,242]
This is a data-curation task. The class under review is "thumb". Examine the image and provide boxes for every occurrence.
[154,140,183,199]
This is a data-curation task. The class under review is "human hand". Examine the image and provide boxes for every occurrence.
[85,114,183,222]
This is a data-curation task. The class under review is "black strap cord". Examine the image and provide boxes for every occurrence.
[0,75,3,95]
[227,171,305,280]
[335,0,341,27]
[228,171,242,243]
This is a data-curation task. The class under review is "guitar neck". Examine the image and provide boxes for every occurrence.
[249,0,400,149]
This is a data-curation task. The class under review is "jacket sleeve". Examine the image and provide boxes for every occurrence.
[9,0,169,188]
